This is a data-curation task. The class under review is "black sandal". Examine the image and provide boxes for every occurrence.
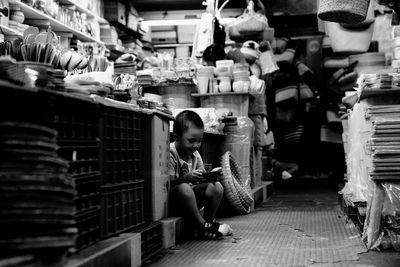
[202,221,223,239]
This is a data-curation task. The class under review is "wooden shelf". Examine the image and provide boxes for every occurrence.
[192,92,250,97]
[154,43,192,48]
[154,40,235,49]
[18,1,104,44]
[110,21,142,42]
[0,25,23,37]
[59,0,108,24]
[106,44,125,54]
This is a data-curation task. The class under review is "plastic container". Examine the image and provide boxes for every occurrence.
[100,180,145,238]
[216,60,234,76]
[218,77,232,93]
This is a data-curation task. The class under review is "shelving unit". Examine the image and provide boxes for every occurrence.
[110,21,143,42]
[153,41,235,49]
[59,0,108,24]
[153,43,192,48]
[0,25,23,37]
[17,1,104,44]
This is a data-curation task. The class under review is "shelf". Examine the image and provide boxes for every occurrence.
[153,43,193,48]
[153,40,235,49]
[17,1,104,44]
[192,92,250,97]
[59,0,108,24]
[0,25,23,37]
[105,44,125,55]
[110,21,142,42]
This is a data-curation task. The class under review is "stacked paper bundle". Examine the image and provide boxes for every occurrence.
[368,106,400,180]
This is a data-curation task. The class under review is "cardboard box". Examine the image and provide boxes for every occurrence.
[104,1,126,26]
[143,114,171,221]
[177,25,196,44]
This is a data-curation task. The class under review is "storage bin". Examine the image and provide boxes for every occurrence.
[100,180,145,238]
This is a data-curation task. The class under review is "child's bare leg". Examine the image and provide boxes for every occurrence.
[203,182,224,222]
[170,183,205,227]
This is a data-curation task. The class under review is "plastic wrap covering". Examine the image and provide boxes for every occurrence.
[341,101,373,203]
[222,117,255,191]
[171,108,222,134]
[364,182,400,251]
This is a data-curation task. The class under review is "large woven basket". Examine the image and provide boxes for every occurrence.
[318,0,370,24]
[220,151,254,214]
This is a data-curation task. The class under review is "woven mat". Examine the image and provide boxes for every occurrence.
[150,209,367,267]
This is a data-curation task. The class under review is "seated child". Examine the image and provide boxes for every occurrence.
[169,110,232,239]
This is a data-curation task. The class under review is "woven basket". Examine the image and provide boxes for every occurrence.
[220,151,253,214]
[318,0,370,24]
[235,1,268,36]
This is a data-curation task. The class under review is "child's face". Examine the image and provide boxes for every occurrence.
[175,123,204,156]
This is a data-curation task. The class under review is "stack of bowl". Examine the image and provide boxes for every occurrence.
[215,60,234,93]
[196,66,215,94]
[232,68,251,92]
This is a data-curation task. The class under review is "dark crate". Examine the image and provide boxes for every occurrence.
[74,173,101,214]
[136,222,163,263]
[57,140,100,177]
[100,180,145,238]
[99,105,142,185]
[57,140,101,214]
[41,91,99,140]
[75,207,101,251]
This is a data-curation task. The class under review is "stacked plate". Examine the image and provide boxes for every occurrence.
[0,121,77,255]
[49,69,67,92]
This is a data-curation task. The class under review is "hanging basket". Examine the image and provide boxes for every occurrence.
[220,151,253,214]
[235,1,268,36]
[318,0,371,24]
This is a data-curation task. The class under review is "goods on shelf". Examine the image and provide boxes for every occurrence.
[342,73,400,251]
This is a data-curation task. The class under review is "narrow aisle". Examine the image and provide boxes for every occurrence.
[147,181,400,267]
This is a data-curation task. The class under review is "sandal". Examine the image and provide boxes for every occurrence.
[202,221,233,239]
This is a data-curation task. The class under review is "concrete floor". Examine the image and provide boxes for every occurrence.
[146,179,400,267]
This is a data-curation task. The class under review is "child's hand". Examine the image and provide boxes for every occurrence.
[184,170,205,184]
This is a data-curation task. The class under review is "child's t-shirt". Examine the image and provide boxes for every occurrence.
[169,142,205,185]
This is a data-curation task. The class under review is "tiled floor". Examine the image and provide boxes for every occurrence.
[146,179,400,267]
